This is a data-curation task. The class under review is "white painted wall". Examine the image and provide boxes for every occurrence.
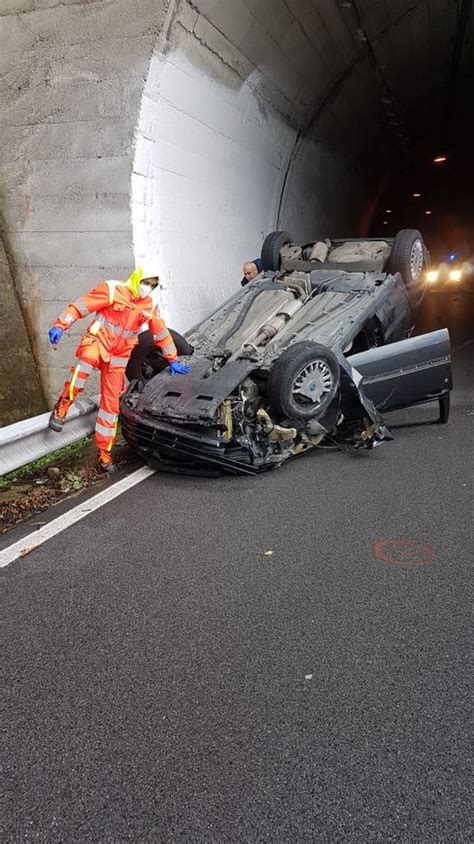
[132,5,297,332]
[131,1,385,334]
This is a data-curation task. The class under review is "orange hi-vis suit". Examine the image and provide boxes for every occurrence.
[53,275,177,454]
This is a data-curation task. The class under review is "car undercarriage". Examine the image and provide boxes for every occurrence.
[121,231,452,475]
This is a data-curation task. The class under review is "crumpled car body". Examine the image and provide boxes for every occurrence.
[121,233,452,475]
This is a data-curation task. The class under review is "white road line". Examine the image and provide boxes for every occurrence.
[0,466,155,570]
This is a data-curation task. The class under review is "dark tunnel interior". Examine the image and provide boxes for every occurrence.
[369,0,473,259]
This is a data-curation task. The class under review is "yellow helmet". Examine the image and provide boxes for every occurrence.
[126,263,161,297]
[140,261,161,282]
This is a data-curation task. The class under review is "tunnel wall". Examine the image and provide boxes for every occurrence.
[132,0,386,330]
[1,0,395,419]
[0,234,46,424]
[0,0,167,413]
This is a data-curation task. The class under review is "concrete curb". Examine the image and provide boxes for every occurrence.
[0,396,100,477]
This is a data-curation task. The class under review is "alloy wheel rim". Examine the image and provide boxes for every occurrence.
[410,239,424,280]
[292,359,334,405]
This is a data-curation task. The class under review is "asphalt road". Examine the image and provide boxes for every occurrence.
[3,290,473,842]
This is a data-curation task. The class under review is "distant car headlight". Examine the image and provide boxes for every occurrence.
[426,269,439,282]
[449,269,462,281]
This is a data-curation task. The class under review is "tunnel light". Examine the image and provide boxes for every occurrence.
[382,221,388,225]
[413,193,421,198]
[425,210,432,215]
[385,209,392,213]
[433,155,447,164]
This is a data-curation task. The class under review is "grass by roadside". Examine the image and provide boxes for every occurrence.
[0,438,92,490]
[0,432,137,533]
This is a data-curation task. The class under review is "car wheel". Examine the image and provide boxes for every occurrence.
[261,230,294,271]
[267,341,340,423]
[388,229,425,287]
[125,329,194,383]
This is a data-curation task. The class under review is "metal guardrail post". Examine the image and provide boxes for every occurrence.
[0,395,100,477]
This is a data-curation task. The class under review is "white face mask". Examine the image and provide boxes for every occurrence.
[139,283,153,298]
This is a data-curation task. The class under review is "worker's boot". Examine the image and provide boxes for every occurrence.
[48,395,73,432]
[97,450,117,475]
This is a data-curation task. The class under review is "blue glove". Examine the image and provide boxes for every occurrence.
[48,327,63,346]
[168,360,190,375]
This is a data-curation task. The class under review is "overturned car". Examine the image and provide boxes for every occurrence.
[120,229,452,475]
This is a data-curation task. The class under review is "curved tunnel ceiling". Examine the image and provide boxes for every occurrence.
[0,0,472,417]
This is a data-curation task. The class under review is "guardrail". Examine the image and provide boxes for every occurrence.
[0,395,100,477]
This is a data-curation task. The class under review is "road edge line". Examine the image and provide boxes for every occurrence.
[0,466,156,569]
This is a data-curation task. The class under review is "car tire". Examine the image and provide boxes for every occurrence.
[125,329,194,383]
[267,341,340,423]
[261,230,294,271]
[388,229,425,287]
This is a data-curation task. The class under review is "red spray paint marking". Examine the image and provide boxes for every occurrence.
[373,539,436,566]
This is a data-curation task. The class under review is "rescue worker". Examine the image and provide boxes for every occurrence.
[47,264,189,474]
[241,258,263,287]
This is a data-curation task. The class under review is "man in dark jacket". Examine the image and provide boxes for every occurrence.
[241,258,263,287]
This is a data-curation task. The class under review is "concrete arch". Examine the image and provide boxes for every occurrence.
[130,0,390,331]
[0,0,469,421]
